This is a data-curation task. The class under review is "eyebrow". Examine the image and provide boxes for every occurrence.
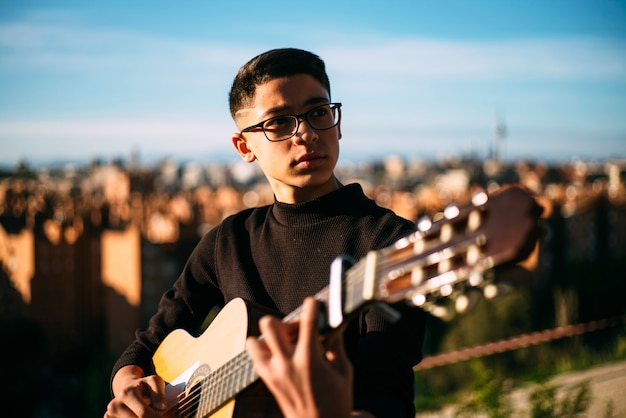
[260,96,330,119]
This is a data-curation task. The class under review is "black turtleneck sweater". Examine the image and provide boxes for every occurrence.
[112,183,426,418]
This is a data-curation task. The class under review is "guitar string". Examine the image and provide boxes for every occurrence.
[173,350,254,417]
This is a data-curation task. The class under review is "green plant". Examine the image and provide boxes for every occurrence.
[454,361,512,418]
[603,400,615,418]
[528,380,591,418]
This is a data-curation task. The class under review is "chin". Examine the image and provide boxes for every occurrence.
[298,173,335,188]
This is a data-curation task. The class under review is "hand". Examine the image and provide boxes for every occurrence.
[104,365,167,417]
[245,297,353,418]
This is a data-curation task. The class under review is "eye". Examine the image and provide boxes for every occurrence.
[309,105,330,119]
[264,115,293,130]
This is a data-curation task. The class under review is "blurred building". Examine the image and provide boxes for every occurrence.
[0,156,624,362]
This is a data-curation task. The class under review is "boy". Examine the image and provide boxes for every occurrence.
[105,48,425,418]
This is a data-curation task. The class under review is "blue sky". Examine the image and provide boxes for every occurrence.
[1,0,625,167]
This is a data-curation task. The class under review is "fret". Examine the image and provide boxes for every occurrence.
[235,354,248,389]
[198,376,211,416]
[226,357,236,400]
[216,365,227,412]
[192,351,261,416]
[206,361,227,414]
[235,352,257,389]
[202,368,218,415]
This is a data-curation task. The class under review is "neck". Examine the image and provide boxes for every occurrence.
[273,176,341,204]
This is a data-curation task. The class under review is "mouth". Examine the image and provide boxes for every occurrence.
[295,151,325,168]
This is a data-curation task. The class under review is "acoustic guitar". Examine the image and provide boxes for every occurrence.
[152,185,542,417]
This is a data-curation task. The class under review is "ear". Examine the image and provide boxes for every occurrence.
[232,133,256,162]
[337,120,342,140]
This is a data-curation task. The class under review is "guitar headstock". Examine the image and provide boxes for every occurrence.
[345,185,543,319]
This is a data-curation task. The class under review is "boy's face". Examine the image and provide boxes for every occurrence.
[232,74,341,204]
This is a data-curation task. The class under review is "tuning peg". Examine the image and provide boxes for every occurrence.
[483,283,512,300]
[409,292,427,307]
[454,290,482,314]
[444,204,460,220]
[440,284,454,297]
[471,191,489,207]
[417,216,432,232]
[468,271,484,287]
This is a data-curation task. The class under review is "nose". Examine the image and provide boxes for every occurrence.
[292,117,318,144]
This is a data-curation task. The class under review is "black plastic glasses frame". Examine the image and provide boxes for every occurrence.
[240,102,342,142]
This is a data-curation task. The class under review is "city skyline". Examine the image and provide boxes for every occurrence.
[1,0,625,168]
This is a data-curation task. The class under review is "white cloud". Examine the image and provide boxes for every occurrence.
[2,11,624,82]
[0,119,236,162]
[323,37,626,81]
[1,9,624,164]
[0,120,222,139]
[0,16,252,75]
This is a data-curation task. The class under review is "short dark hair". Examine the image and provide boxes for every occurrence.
[229,48,331,119]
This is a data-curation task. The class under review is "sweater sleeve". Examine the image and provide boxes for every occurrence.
[110,227,226,388]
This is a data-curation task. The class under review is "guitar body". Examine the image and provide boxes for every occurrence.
[154,298,246,417]
[153,298,274,418]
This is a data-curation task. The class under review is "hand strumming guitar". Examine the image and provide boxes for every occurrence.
[104,365,167,417]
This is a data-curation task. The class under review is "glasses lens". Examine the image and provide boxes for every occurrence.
[260,104,341,141]
[307,104,339,130]
[262,116,297,141]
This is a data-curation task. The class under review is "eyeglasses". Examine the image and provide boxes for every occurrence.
[241,102,342,142]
